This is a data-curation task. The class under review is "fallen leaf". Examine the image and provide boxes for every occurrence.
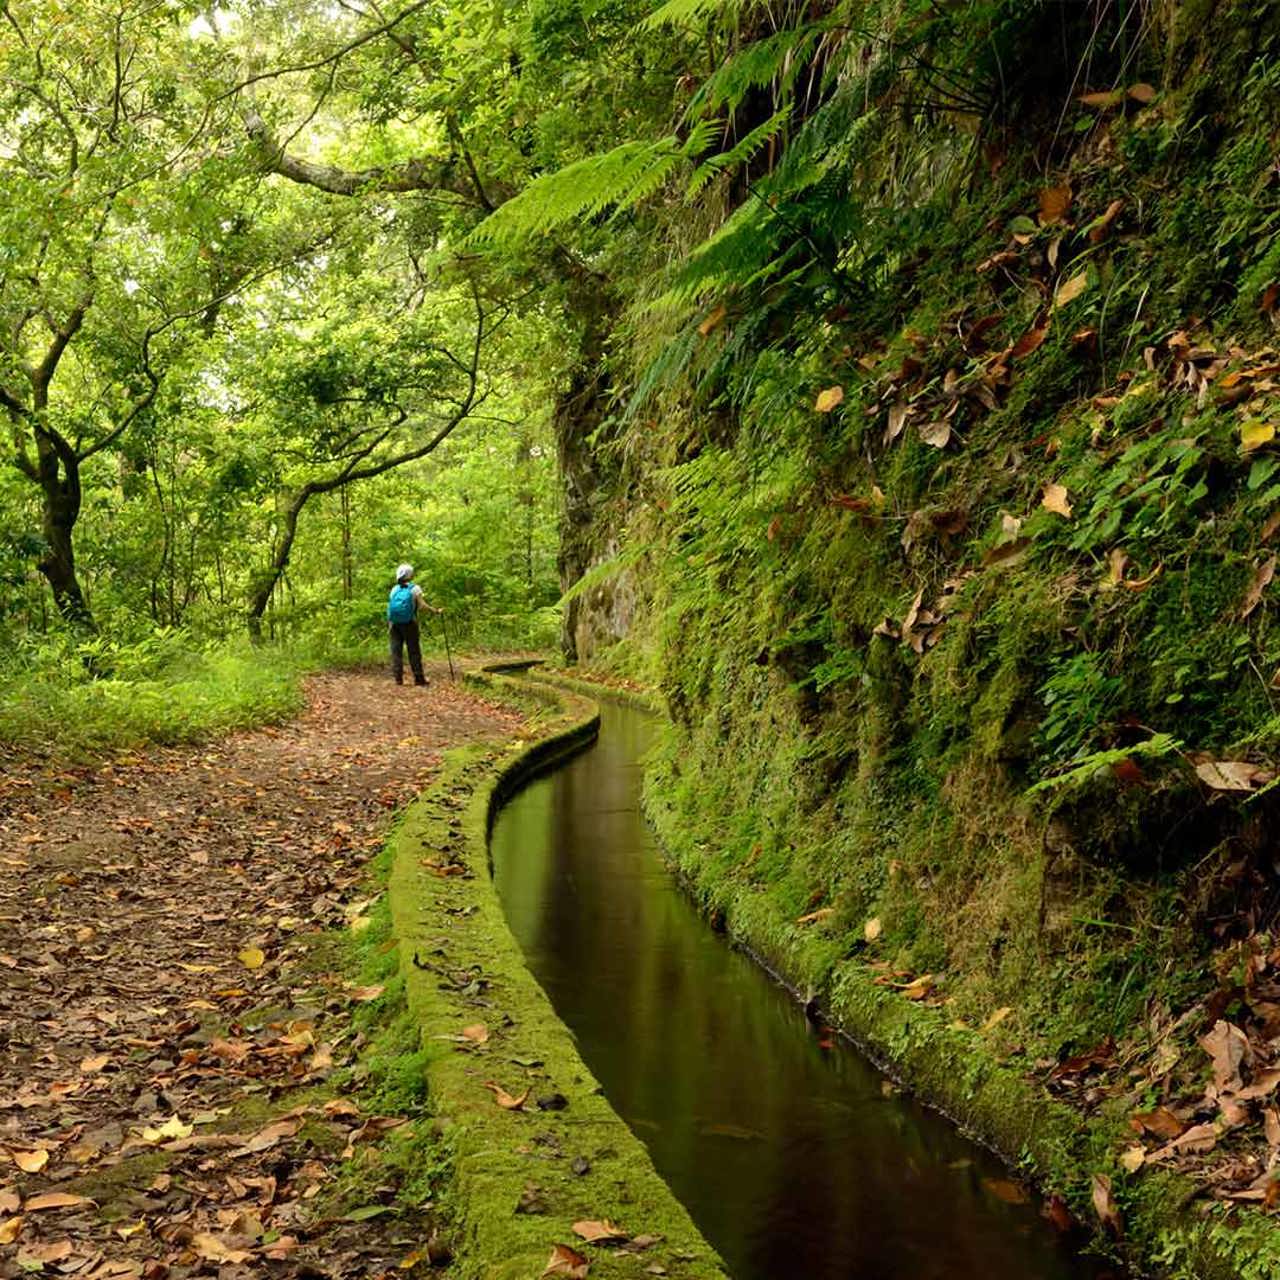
[1149,1121,1219,1162]
[1078,89,1125,109]
[572,1219,629,1243]
[1041,483,1072,517]
[543,1244,590,1278]
[1091,1173,1123,1237]
[0,1216,21,1244]
[1131,1107,1184,1141]
[11,1150,48,1174]
[1202,1020,1252,1095]
[23,1193,94,1212]
[919,420,951,448]
[864,917,882,942]
[1127,82,1157,103]
[1038,186,1072,225]
[1241,554,1276,619]
[1234,1068,1280,1102]
[1194,761,1273,792]
[0,1191,17,1214]
[192,1231,253,1265]
[1010,324,1049,359]
[1043,1195,1073,1233]
[1088,199,1125,244]
[80,1054,110,1074]
[885,401,909,444]
[1265,1107,1280,1147]
[981,1006,1013,1032]
[796,908,834,926]
[461,1023,489,1044]
[140,1116,193,1143]
[900,974,935,1000]
[983,537,1030,569]
[814,386,844,413]
[21,1240,73,1263]
[1053,271,1090,310]
[1120,1146,1146,1173]
[237,1118,301,1154]
[237,946,265,970]
[697,305,726,337]
[483,1082,530,1110]
[983,1178,1030,1204]
[348,984,385,1002]
[1241,421,1276,452]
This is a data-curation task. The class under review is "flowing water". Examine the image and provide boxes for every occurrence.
[490,700,1112,1280]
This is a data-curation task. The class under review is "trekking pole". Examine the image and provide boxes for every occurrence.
[439,609,456,681]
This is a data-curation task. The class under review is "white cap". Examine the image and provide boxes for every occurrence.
[396,563,413,582]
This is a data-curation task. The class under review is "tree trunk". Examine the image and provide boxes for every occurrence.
[35,436,94,630]
[340,486,353,601]
[247,487,311,640]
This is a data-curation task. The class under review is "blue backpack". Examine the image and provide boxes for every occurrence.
[387,584,416,624]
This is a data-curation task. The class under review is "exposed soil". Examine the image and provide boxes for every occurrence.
[0,666,525,1279]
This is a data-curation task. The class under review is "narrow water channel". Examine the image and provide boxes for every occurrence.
[490,701,1111,1280]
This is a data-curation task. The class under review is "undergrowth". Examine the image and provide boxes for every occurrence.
[0,629,378,760]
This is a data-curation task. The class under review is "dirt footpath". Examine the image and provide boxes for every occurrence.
[0,668,525,1279]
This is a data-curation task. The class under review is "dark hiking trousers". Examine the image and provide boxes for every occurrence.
[389,620,426,684]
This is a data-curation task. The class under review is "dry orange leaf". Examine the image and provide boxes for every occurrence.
[79,1054,109,1074]
[483,1082,530,1111]
[23,1193,93,1212]
[1088,199,1125,244]
[796,907,834,926]
[461,1024,489,1044]
[0,1216,22,1245]
[348,984,385,1002]
[900,973,935,1000]
[572,1219,629,1243]
[697,305,726,337]
[1130,1107,1184,1141]
[1010,324,1049,360]
[192,1231,253,1264]
[1241,553,1276,619]
[864,917,883,943]
[1041,483,1072,517]
[1053,271,1090,310]
[11,1150,48,1174]
[543,1244,590,1278]
[21,1240,72,1263]
[1119,1146,1146,1174]
[1091,1173,1123,1237]
[1127,82,1157,104]
[1038,186,1072,225]
[983,1178,1030,1205]
[981,1006,1013,1032]
[1194,761,1274,793]
[814,385,844,413]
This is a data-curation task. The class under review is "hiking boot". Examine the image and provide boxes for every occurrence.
[414,677,429,687]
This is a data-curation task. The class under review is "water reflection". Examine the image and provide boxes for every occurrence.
[491,703,1107,1280]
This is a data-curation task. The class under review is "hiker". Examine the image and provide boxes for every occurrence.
[387,563,439,686]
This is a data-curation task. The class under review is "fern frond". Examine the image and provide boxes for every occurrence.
[687,27,820,119]
[640,0,747,31]
[686,108,789,197]
[469,138,685,246]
